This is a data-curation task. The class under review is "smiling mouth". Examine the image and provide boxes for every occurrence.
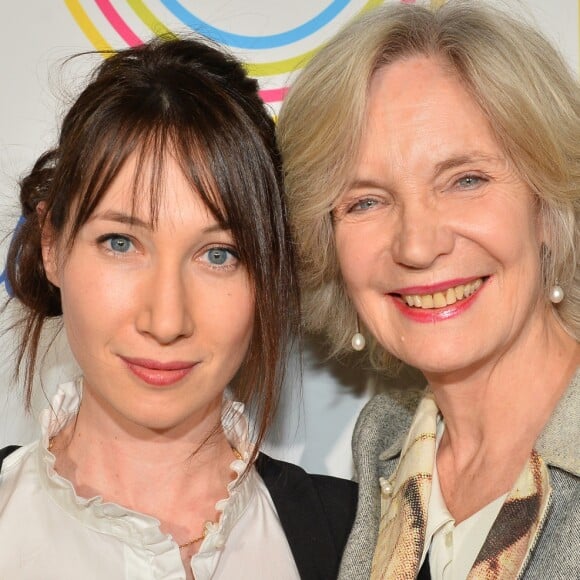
[397,278,485,309]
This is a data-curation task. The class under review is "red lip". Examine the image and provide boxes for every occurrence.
[390,278,488,323]
[120,357,195,387]
[391,276,483,295]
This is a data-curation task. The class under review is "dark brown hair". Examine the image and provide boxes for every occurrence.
[8,36,299,460]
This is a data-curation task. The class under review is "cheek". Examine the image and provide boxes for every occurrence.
[202,282,255,346]
[230,286,256,354]
[205,293,254,383]
[59,262,132,345]
[335,225,382,293]
[481,211,542,275]
[475,189,541,253]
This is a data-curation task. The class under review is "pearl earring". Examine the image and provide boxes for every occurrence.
[549,282,564,304]
[351,317,366,351]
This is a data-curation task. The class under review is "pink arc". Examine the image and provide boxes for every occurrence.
[96,0,141,46]
[94,0,289,103]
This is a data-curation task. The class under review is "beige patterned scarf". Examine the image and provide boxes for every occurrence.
[370,393,550,580]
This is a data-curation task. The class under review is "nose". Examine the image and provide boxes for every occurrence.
[135,263,194,344]
[390,198,454,269]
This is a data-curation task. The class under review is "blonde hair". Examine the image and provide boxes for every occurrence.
[278,0,580,369]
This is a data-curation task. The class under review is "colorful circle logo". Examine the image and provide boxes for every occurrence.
[64,0,389,105]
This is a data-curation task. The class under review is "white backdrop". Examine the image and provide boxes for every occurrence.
[1,0,578,477]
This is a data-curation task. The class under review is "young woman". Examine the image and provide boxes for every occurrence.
[0,37,356,580]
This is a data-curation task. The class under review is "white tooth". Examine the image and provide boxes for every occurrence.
[433,292,446,308]
[445,288,456,305]
[465,284,473,297]
[405,296,414,307]
[413,295,422,307]
[455,285,465,300]
[421,294,434,309]
[473,278,482,290]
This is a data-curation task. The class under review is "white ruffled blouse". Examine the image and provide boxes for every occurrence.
[0,380,300,580]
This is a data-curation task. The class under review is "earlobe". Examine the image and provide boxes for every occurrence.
[38,203,60,288]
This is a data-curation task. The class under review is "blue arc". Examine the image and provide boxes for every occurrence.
[0,216,25,298]
[160,0,350,49]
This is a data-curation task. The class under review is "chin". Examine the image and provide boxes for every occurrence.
[115,404,197,434]
[397,348,481,380]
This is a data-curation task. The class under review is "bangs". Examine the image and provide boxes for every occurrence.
[57,110,236,253]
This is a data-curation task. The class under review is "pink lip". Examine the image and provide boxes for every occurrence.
[391,276,483,295]
[389,277,488,323]
[121,357,195,387]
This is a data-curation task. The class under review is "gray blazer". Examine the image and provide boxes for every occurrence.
[339,371,579,579]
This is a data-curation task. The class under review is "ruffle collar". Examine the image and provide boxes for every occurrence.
[38,379,258,563]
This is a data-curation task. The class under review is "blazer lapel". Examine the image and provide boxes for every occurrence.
[469,450,551,579]
[371,393,438,580]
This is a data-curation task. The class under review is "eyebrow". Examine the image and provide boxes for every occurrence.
[90,210,229,234]
[348,152,503,190]
[92,210,151,229]
[347,178,388,191]
[433,153,501,177]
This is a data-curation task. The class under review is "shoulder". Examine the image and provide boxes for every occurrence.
[256,453,357,580]
[0,443,35,479]
[337,387,423,580]
[524,466,579,577]
[0,443,38,517]
[255,453,357,530]
[536,367,580,476]
[352,387,424,466]
[0,446,22,470]
[256,452,356,496]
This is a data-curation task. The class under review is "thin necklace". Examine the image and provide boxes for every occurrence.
[178,527,208,549]
[48,436,243,550]
[178,446,243,550]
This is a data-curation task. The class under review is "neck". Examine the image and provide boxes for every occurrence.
[426,311,578,522]
[51,389,237,522]
[426,311,579,462]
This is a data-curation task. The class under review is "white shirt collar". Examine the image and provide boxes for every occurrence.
[38,379,258,558]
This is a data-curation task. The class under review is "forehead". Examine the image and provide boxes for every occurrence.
[359,56,502,174]
[90,151,216,226]
[368,56,483,119]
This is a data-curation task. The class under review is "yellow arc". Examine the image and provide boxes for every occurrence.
[64,0,384,74]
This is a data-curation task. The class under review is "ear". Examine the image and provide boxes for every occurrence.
[38,203,61,288]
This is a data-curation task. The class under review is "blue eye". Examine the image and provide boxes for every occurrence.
[205,247,237,267]
[457,175,485,189]
[105,235,134,253]
[349,198,379,213]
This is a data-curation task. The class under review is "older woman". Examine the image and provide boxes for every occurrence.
[279,1,579,579]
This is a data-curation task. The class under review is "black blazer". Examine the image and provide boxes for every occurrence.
[256,453,357,580]
[1,446,357,580]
